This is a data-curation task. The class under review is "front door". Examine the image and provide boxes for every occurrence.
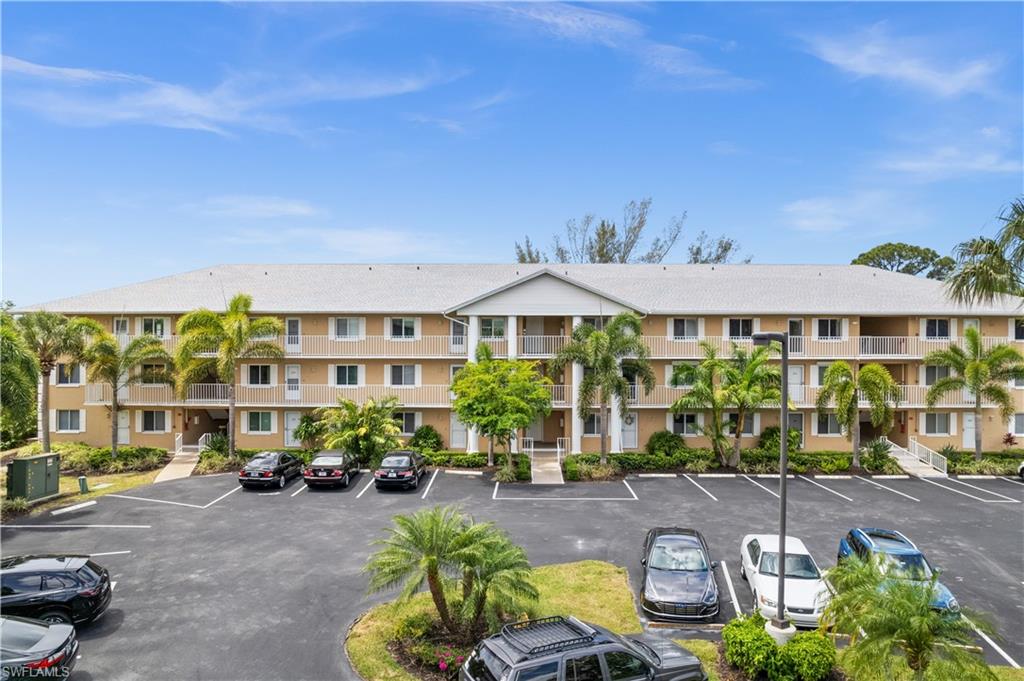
[523,317,545,354]
[788,319,804,354]
[787,365,805,403]
[285,318,301,353]
[450,318,466,354]
[449,412,467,449]
[449,365,464,398]
[284,411,302,448]
[285,364,301,401]
[526,414,545,441]
[117,410,130,445]
[622,412,638,449]
[962,412,975,449]
[787,412,804,448]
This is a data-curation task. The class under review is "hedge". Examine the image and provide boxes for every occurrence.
[17,442,171,474]
[943,449,1022,475]
[722,614,835,681]
[419,451,487,468]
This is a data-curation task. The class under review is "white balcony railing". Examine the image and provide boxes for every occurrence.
[86,383,453,407]
[519,335,568,356]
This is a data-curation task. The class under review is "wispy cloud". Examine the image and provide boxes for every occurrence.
[404,113,466,134]
[214,226,448,259]
[877,126,1021,181]
[803,23,999,97]
[2,54,465,136]
[708,141,741,156]
[781,190,928,233]
[185,195,319,219]
[469,88,516,111]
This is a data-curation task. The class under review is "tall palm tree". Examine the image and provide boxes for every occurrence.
[816,361,900,468]
[670,341,731,466]
[174,293,283,458]
[824,555,997,681]
[319,396,402,468]
[16,311,103,452]
[365,505,493,636]
[721,343,782,466]
[946,198,1024,305]
[1,313,39,428]
[82,332,174,458]
[924,326,1024,460]
[551,312,654,464]
[461,530,538,637]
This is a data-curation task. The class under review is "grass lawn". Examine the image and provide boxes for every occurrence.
[675,639,720,681]
[1,468,161,519]
[346,560,641,681]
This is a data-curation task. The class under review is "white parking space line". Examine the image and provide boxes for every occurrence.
[356,478,375,499]
[89,550,132,557]
[854,475,920,502]
[945,477,1020,502]
[492,482,500,499]
[742,475,780,498]
[107,494,206,509]
[966,616,1020,668]
[51,501,97,515]
[1,524,151,529]
[622,480,639,500]
[421,469,440,499]
[203,486,243,508]
[720,561,742,615]
[797,475,853,502]
[110,581,117,590]
[918,477,1019,503]
[290,485,307,497]
[999,476,1024,487]
[683,474,718,501]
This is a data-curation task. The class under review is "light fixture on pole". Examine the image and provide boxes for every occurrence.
[752,331,797,644]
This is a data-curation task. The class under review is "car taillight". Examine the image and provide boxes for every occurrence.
[239,469,247,476]
[263,471,273,477]
[400,470,413,477]
[332,469,342,476]
[80,585,100,597]
[26,650,66,669]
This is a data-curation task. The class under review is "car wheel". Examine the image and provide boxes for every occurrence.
[342,472,350,487]
[278,475,287,489]
[740,562,747,580]
[37,610,72,625]
[411,475,419,490]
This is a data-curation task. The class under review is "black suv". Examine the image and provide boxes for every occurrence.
[460,616,706,681]
[0,555,112,625]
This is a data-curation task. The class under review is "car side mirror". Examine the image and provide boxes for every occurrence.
[640,557,647,566]
[712,561,720,569]
[933,565,943,573]
[647,667,655,681]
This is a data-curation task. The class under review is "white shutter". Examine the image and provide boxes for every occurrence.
[841,318,849,339]
[918,411,926,434]
[414,412,423,429]
[49,367,57,386]
[919,365,926,386]
[328,317,336,340]
[162,318,171,338]
[78,409,86,433]
[241,364,249,387]
[77,363,86,386]
[811,318,820,340]
[722,318,730,337]
[49,409,57,432]
[697,318,705,339]
[357,365,365,386]
[269,365,278,386]
[415,364,422,386]
[384,364,392,386]
[357,317,366,340]
[811,413,819,436]
[665,364,673,384]
[384,318,391,339]
[949,413,957,435]
[135,410,143,433]
[1010,318,1016,338]
[241,412,249,435]
[163,410,172,433]
[665,412,674,431]
[919,319,927,337]
[753,318,761,333]
[950,319,958,338]
[135,318,142,335]
[327,364,335,386]
[752,413,761,436]
[666,318,674,338]
[414,318,422,340]
[270,411,278,435]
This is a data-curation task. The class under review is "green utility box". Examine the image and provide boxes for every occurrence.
[5,454,61,503]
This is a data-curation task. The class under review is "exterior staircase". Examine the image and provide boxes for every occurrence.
[881,437,947,477]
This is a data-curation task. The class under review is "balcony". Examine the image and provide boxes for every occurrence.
[519,335,568,357]
[787,385,992,409]
[86,383,453,407]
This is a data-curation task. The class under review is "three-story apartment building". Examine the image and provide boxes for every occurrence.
[25,263,1024,456]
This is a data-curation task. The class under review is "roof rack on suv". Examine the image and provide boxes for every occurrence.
[500,616,597,656]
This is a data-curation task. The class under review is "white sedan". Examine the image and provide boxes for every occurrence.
[739,534,830,627]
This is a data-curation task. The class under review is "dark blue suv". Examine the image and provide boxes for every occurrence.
[837,528,957,612]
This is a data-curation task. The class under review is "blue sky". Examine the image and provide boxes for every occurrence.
[3,2,1021,306]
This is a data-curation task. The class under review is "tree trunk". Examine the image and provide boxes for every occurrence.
[974,402,983,461]
[110,397,119,459]
[227,384,236,458]
[38,367,52,452]
[730,411,744,468]
[487,437,494,467]
[851,415,861,469]
[599,403,609,465]
[426,570,458,635]
[471,591,487,637]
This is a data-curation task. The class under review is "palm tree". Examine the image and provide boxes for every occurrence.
[461,530,538,637]
[365,505,493,637]
[16,311,103,452]
[1,313,38,428]
[924,326,1024,460]
[824,555,997,681]
[670,341,731,466]
[946,198,1024,305]
[551,312,654,464]
[174,293,283,458]
[816,361,900,468]
[319,396,402,468]
[721,343,782,466]
[82,332,174,458]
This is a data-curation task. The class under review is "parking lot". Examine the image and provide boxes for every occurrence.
[2,470,1022,680]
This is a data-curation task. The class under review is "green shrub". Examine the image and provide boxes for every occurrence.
[44,443,171,475]
[577,461,619,480]
[646,429,687,456]
[759,426,803,453]
[202,432,229,454]
[409,425,444,452]
[769,631,835,681]
[515,454,531,481]
[563,455,581,481]
[953,458,1019,475]
[860,439,902,473]
[722,613,777,678]
[450,452,486,468]
[1,497,30,521]
[493,466,517,483]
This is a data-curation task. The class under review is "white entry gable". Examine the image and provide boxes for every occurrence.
[448,269,644,317]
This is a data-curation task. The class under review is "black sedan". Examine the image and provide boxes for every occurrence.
[0,555,112,625]
[238,451,303,489]
[303,450,359,487]
[373,451,427,490]
[640,528,720,621]
[0,616,79,679]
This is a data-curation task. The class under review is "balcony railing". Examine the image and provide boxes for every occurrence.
[519,335,568,356]
[787,384,990,409]
[86,383,453,407]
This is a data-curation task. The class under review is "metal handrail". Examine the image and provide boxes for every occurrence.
[522,437,535,460]
[174,432,183,454]
[556,437,570,463]
[908,437,948,474]
[197,433,213,452]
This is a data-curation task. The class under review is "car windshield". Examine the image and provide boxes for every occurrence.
[622,636,662,666]
[381,456,411,468]
[648,539,707,571]
[312,457,344,466]
[0,618,46,651]
[759,552,820,579]
[248,455,276,466]
[880,552,933,579]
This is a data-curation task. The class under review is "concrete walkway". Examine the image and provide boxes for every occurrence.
[154,451,200,483]
[530,451,564,485]
[888,444,945,477]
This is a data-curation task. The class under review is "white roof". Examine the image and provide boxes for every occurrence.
[747,535,810,554]
[17,263,1024,316]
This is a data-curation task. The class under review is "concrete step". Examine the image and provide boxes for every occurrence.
[530,452,564,485]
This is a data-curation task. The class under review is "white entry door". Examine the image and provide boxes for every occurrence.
[285,364,301,401]
[285,318,301,353]
[622,412,638,449]
[788,365,805,403]
[117,410,130,445]
[450,318,466,354]
[523,317,545,354]
[962,413,975,448]
[284,411,302,448]
[449,412,467,449]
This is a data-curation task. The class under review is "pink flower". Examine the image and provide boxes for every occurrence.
[456,656,464,664]
[439,661,448,671]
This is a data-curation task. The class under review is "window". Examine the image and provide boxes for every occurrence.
[480,318,506,338]
[113,318,129,335]
[142,410,166,432]
[924,365,950,386]
[335,365,359,386]
[248,365,271,386]
[394,412,417,435]
[0,574,41,596]
[670,362,695,387]
[673,413,698,436]
[517,661,558,681]
[925,318,950,339]
[729,318,753,338]
[56,363,80,385]
[582,317,607,330]
[583,413,602,436]
[672,318,699,339]
[747,539,761,565]
[141,363,166,385]
[390,317,416,339]
[56,410,80,432]
[43,574,76,590]
[1016,320,1024,341]
[817,318,842,339]
[565,655,602,681]
[605,652,649,681]
[390,365,416,386]
[248,411,272,433]
[1013,414,1024,436]
[924,413,950,435]
[817,413,841,435]
[142,317,166,337]
[334,317,360,339]
[815,363,832,386]
[726,413,754,436]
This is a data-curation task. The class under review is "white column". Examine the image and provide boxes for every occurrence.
[610,358,623,453]
[466,315,480,453]
[571,315,583,454]
[506,315,518,359]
